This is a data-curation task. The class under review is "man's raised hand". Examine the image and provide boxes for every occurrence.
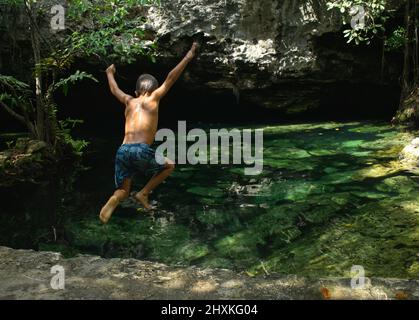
[186,42,199,60]
[106,64,116,75]
[106,64,132,105]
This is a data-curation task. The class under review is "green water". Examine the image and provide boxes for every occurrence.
[1,121,419,279]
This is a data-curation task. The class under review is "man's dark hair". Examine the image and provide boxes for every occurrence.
[136,74,159,96]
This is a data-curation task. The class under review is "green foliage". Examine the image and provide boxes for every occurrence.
[52,70,98,96]
[0,74,30,93]
[65,0,159,64]
[1,0,159,150]
[0,0,23,6]
[3,0,158,150]
[385,26,407,51]
[327,0,389,45]
[0,74,33,114]
[57,118,89,156]
[0,92,18,108]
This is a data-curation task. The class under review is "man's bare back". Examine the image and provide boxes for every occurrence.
[124,96,159,145]
[99,42,198,224]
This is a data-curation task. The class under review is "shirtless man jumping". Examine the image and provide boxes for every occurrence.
[99,42,199,224]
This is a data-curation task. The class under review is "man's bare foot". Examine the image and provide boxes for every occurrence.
[99,195,119,224]
[135,192,151,210]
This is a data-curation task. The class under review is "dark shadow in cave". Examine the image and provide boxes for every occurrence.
[1,60,401,139]
[55,62,401,137]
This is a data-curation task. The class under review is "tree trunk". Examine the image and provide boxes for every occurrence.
[0,100,37,138]
[26,0,55,145]
[394,0,418,126]
[414,0,418,86]
[399,0,412,105]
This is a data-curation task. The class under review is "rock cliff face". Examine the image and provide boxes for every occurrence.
[0,0,402,117]
[145,0,401,114]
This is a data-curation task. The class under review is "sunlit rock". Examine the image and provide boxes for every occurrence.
[400,138,419,174]
[354,161,406,179]
[376,176,416,194]
[144,0,401,113]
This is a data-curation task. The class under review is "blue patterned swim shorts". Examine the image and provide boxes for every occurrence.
[114,143,166,189]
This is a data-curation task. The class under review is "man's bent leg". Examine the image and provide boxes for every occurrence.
[100,178,131,224]
[135,159,175,210]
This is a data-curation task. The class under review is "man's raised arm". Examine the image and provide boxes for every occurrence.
[152,42,199,100]
[106,64,133,105]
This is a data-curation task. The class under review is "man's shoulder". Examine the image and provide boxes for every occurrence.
[126,97,159,109]
[142,97,160,109]
[125,97,140,107]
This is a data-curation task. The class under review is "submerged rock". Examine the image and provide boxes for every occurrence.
[354,161,406,179]
[376,176,416,194]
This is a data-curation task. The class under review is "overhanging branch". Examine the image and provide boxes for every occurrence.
[0,100,26,125]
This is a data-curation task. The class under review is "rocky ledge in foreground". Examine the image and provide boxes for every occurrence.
[0,246,418,300]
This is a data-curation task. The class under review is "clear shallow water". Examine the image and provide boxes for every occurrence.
[1,121,419,279]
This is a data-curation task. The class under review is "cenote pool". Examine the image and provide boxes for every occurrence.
[1,121,419,279]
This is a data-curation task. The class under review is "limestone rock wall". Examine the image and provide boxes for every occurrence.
[144,0,401,113]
